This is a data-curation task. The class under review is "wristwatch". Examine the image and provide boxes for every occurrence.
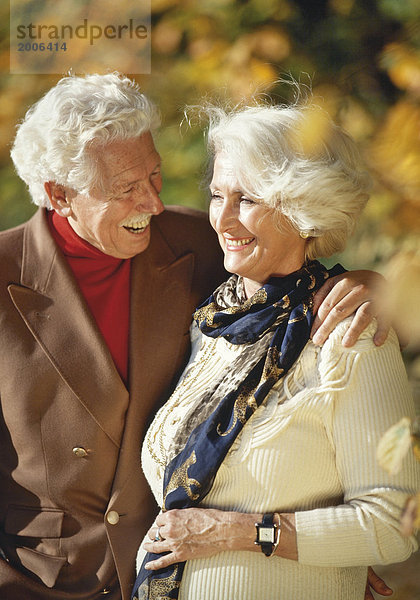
[255,513,280,557]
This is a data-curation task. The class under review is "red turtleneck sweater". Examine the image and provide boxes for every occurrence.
[48,211,131,384]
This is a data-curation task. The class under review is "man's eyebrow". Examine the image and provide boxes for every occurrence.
[121,178,139,188]
[109,156,162,189]
[108,178,138,194]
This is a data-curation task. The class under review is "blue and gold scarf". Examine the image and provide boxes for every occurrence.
[133,260,345,600]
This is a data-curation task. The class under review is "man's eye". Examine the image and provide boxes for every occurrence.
[123,187,134,194]
[240,196,255,204]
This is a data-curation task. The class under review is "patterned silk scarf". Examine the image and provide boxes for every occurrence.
[133,260,345,600]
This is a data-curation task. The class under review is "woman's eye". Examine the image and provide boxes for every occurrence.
[240,196,255,205]
[210,193,222,201]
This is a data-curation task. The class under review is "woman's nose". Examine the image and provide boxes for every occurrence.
[214,200,236,231]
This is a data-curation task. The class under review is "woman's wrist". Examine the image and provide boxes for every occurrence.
[244,512,297,561]
[224,511,261,552]
[276,513,297,560]
[208,509,298,561]
[224,511,295,557]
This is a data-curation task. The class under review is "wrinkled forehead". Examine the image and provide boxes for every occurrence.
[211,152,237,180]
[210,151,255,196]
[93,132,160,189]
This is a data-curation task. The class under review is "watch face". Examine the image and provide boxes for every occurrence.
[259,527,275,543]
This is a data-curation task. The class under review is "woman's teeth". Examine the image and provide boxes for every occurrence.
[226,237,254,247]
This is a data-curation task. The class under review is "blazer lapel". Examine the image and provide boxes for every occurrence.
[8,209,128,446]
[110,218,195,497]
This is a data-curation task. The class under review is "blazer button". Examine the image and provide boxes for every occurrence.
[73,447,88,458]
[99,589,111,595]
[106,510,120,525]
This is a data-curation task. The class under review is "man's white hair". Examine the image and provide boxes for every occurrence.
[205,102,371,260]
[11,72,160,208]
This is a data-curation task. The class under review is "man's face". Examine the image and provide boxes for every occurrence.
[64,132,164,259]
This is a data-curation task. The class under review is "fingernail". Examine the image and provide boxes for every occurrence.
[145,563,151,569]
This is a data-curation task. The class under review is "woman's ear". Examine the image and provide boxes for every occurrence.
[44,182,72,217]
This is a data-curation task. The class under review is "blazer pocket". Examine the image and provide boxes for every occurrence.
[5,505,64,538]
[5,505,66,588]
[16,546,67,588]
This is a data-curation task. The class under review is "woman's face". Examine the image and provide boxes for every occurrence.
[209,153,306,297]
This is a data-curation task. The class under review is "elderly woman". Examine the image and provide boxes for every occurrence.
[134,102,419,600]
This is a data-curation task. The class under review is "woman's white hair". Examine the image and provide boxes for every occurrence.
[204,101,371,260]
[11,72,160,208]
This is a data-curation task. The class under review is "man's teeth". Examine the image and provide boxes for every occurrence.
[226,237,254,247]
[122,216,151,233]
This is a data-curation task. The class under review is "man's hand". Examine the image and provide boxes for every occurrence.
[365,566,393,599]
[311,270,390,347]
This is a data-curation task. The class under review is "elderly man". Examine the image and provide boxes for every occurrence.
[0,73,390,599]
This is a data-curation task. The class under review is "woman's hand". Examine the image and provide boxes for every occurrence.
[143,509,298,570]
[143,508,254,570]
[311,270,390,347]
[364,567,393,599]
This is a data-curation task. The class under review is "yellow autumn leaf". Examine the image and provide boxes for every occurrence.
[400,493,420,536]
[381,43,420,95]
[382,252,420,344]
[329,0,355,16]
[293,104,331,158]
[152,20,182,54]
[251,27,290,62]
[369,101,420,205]
[411,417,420,463]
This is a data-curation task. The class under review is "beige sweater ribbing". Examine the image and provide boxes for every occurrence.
[139,319,419,600]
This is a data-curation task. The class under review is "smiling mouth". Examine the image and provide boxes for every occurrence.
[225,237,255,249]
[121,216,152,234]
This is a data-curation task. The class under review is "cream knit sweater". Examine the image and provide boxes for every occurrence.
[139,318,419,600]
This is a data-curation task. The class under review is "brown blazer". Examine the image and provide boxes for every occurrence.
[0,207,225,599]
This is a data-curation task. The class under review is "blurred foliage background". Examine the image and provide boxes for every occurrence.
[1,0,419,380]
[1,1,420,595]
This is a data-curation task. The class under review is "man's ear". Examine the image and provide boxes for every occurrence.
[44,182,72,217]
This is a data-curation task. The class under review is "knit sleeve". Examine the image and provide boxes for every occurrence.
[295,320,419,567]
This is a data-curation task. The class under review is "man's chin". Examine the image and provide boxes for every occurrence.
[121,227,152,258]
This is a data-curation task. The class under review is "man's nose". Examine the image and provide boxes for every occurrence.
[134,183,164,215]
